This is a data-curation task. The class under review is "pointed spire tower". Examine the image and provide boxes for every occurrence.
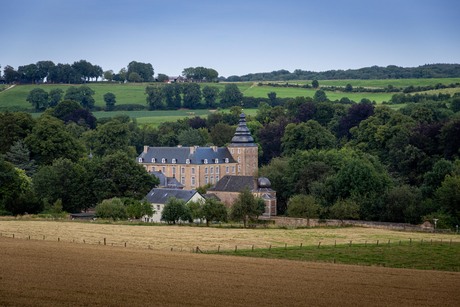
[228,113,258,176]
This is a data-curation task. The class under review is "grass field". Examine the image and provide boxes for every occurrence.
[2,237,459,306]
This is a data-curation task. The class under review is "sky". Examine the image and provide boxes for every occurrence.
[2,0,460,78]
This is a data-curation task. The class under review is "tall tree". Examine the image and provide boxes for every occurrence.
[201,198,228,226]
[230,189,264,228]
[182,83,202,109]
[287,194,321,225]
[127,61,154,82]
[282,120,336,155]
[64,85,95,109]
[220,84,243,108]
[103,92,116,111]
[145,85,164,110]
[27,88,49,111]
[48,88,63,107]
[202,85,219,108]
[161,197,191,224]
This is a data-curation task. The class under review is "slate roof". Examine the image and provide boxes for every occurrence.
[150,171,184,189]
[146,188,199,204]
[138,146,236,165]
[208,175,255,192]
[229,113,257,147]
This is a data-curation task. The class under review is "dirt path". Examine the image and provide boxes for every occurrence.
[0,237,458,306]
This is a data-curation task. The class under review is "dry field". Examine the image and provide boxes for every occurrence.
[1,236,459,306]
[0,220,458,252]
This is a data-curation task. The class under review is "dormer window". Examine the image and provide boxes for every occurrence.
[215,158,219,164]
[138,158,143,163]
[225,158,229,163]
[172,158,176,164]
[204,159,208,164]
[186,159,190,164]
[162,158,166,163]
[151,158,156,163]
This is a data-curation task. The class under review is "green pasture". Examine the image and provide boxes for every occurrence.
[210,240,460,271]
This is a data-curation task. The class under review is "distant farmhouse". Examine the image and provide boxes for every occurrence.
[137,113,277,219]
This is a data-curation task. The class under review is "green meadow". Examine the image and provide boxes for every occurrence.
[1,78,459,124]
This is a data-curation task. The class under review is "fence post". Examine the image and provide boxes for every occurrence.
[269,244,271,251]
[252,245,254,251]
[318,242,321,248]
[388,239,390,245]
[104,238,106,246]
[124,242,127,248]
[235,245,237,252]
[43,235,45,240]
[300,243,302,248]
[376,240,379,246]
[217,245,220,253]
[349,240,352,247]
[58,237,60,242]
[13,234,14,239]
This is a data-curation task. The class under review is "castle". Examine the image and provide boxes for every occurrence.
[137,113,258,190]
[137,113,277,216]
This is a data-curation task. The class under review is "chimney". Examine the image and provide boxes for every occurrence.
[143,145,149,153]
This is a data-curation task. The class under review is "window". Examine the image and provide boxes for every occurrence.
[172,158,176,164]
[211,176,214,184]
[225,158,229,163]
[172,166,176,175]
[205,167,208,174]
[238,148,241,154]
[232,166,235,173]
[210,167,214,174]
[204,159,208,164]
[181,176,185,184]
[192,167,195,175]
[162,166,166,173]
[161,158,166,163]
[231,149,234,154]
[226,166,229,174]
[191,176,195,186]
[138,158,143,162]
[186,159,190,164]
[216,167,219,174]
[157,205,161,211]
[205,176,209,184]
[237,157,241,163]
[181,167,185,174]
[216,176,219,182]
[238,165,241,173]
[215,158,219,164]
[151,158,156,163]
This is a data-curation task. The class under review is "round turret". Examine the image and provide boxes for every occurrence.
[257,177,271,188]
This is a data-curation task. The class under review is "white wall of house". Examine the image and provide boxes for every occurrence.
[142,193,205,223]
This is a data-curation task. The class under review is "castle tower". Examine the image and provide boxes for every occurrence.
[227,113,258,176]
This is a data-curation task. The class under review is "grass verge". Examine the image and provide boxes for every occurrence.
[209,241,460,271]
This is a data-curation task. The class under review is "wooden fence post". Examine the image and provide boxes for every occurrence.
[217,245,220,253]
[318,242,321,248]
[235,245,237,252]
[104,238,106,246]
[252,245,254,251]
[376,240,379,246]
[349,240,352,247]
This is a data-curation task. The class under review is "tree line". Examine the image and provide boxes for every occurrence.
[1,89,460,228]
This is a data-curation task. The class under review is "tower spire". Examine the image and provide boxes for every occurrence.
[230,113,255,146]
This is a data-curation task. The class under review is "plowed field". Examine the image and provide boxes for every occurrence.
[1,237,459,306]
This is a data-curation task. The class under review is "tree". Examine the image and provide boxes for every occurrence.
[220,84,243,108]
[312,80,319,89]
[202,85,219,108]
[187,200,204,223]
[156,73,169,82]
[103,92,116,111]
[345,83,353,92]
[33,158,89,213]
[313,90,328,102]
[64,85,95,109]
[161,197,191,224]
[182,83,202,109]
[95,198,127,220]
[48,88,63,107]
[434,175,460,226]
[201,198,228,226]
[329,198,360,225]
[287,194,321,226]
[127,61,154,82]
[210,123,234,146]
[384,185,422,224]
[281,120,336,155]
[103,70,114,81]
[128,72,142,83]
[125,198,153,219]
[25,115,85,165]
[0,112,35,154]
[145,85,164,110]
[230,189,264,228]
[27,88,49,111]
[163,83,181,109]
[178,128,207,146]
[338,102,374,138]
[4,140,36,176]
[72,60,94,82]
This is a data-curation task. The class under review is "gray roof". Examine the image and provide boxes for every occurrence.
[229,113,257,147]
[138,146,236,165]
[150,171,184,189]
[146,188,199,204]
[209,175,255,192]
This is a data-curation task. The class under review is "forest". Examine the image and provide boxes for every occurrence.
[1,84,459,228]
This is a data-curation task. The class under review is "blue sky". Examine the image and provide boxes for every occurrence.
[2,0,459,77]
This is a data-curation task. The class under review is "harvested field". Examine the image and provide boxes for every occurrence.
[0,237,459,306]
[0,220,458,251]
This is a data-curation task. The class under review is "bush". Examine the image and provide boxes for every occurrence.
[95,198,127,220]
